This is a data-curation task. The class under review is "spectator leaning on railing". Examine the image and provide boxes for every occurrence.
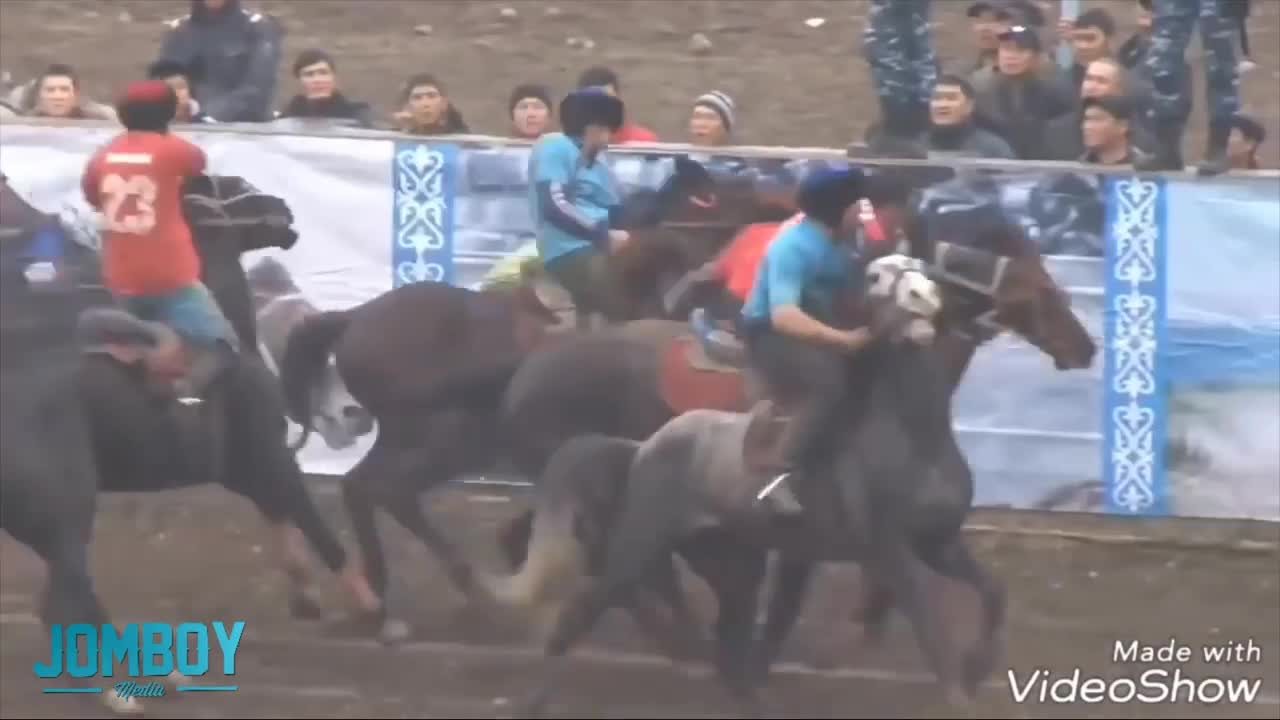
[1043,58,1155,161]
[392,74,469,136]
[1080,94,1149,167]
[154,0,284,123]
[508,83,554,140]
[922,74,1015,160]
[275,49,374,129]
[688,91,735,147]
[5,64,117,121]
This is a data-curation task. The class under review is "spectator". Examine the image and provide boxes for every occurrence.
[924,75,1015,159]
[863,0,937,141]
[1043,58,1155,160]
[7,64,116,121]
[508,83,553,140]
[1080,95,1148,166]
[1062,9,1117,90]
[975,25,1073,159]
[1118,0,1155,68]
[1227,113,1265,171]
[969,2,1067,94]
[392,74,468,136]
[147,60,213,123]
[688,91,735,147]
[966,2,1005,72]
[154,0,284,123]
[1135,0,1240,176]
[576,66,658,143]
[276,49,373,128]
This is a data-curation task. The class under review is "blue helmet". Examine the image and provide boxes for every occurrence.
[796,166,867,228]
[559,87,624,137]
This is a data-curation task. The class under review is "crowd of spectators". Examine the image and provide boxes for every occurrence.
[0,0,1269,175]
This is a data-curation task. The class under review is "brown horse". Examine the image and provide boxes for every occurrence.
[275,163,777,639]
[488,208,1097,671]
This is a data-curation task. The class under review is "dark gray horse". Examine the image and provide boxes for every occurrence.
[505,271,1003,717]
[0,175,375,714]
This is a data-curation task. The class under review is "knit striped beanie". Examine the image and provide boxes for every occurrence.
[694,91,735,132]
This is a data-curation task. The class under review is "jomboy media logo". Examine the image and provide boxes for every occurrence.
[35,622,245,699]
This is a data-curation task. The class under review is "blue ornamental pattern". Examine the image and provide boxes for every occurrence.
[391,141,456,287]
[1102,177,1168,516]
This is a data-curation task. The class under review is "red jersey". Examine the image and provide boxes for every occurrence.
[81,131,206,296]
[717,213,804,301]
[612,124,659,144]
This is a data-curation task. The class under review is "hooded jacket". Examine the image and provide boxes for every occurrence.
[154,0,283,123]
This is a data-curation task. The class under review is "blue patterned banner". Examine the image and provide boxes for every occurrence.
[391,141,457,287]
[1102,178,1169,516]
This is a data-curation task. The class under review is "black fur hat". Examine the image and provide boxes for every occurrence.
[559,88,624,137]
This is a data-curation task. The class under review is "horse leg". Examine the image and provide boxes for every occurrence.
[918,535,1006,696]
[640,555,709,663]
[870,533,965,705]
[750,554,818,684]
[498,509,534,570]
[520,580,622,719]
[32,536,142,715]
[338,444,402,638]
[850,578,895,647]
[679,532,770,715]
[382,482,478,601]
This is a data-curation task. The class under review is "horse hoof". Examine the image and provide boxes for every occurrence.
[103,691,145,716]
[289,587,326,620]
[378,617,412,645]
[944,685,972,709]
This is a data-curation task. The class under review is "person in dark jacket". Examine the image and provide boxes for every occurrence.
[392,74,469,136]
[1227,113,1265,171]
[1063,8,1117,91]
[147,60,214,123]
[1043,58,1156,161]
[275,49,373,128]
[154,0,284,123]
[974,25,1074,159]
[925,74,1015,159]
[1079,95,1150,167]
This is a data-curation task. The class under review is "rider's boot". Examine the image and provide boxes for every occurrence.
[174,341,237,406]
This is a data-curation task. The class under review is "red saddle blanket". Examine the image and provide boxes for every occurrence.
[657,335,750,415]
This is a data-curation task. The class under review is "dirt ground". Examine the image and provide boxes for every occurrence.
[0,0,1277,168]
[2,482,1278,719]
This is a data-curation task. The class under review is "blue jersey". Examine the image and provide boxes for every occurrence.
[741,217,856,327]
[527,133,621,264]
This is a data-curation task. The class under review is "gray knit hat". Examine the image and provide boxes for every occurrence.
[693,91,735,132]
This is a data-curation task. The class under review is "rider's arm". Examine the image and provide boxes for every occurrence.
[766,248,859,349]
[531,140,609,247]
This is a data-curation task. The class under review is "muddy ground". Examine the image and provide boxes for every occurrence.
[2,481,1278,719]
[1,0,1278,168]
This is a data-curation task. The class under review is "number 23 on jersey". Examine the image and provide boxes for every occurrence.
[99,173,158,235]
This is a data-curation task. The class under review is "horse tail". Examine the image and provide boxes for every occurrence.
[478,434,640,616]
[279,310,351,451]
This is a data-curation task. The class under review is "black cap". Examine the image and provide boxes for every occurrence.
[998,25,1042,52]
[967,1,997,18]
[1082,94,1134,122]
[995,0,1047,27]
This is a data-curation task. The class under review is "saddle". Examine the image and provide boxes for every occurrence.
[76,308,174,357]
[741,399,793,476]
[657,333,754,415]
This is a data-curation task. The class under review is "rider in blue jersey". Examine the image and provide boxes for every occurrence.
[740,166,879,514]
[528,87,629,323]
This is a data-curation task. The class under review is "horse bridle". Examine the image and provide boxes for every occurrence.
[922,241,1015,343]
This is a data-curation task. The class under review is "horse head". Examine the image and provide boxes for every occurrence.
[904,209,1096,372]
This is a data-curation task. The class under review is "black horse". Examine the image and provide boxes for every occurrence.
[0,175,373,713]
[509,272,1002,717]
